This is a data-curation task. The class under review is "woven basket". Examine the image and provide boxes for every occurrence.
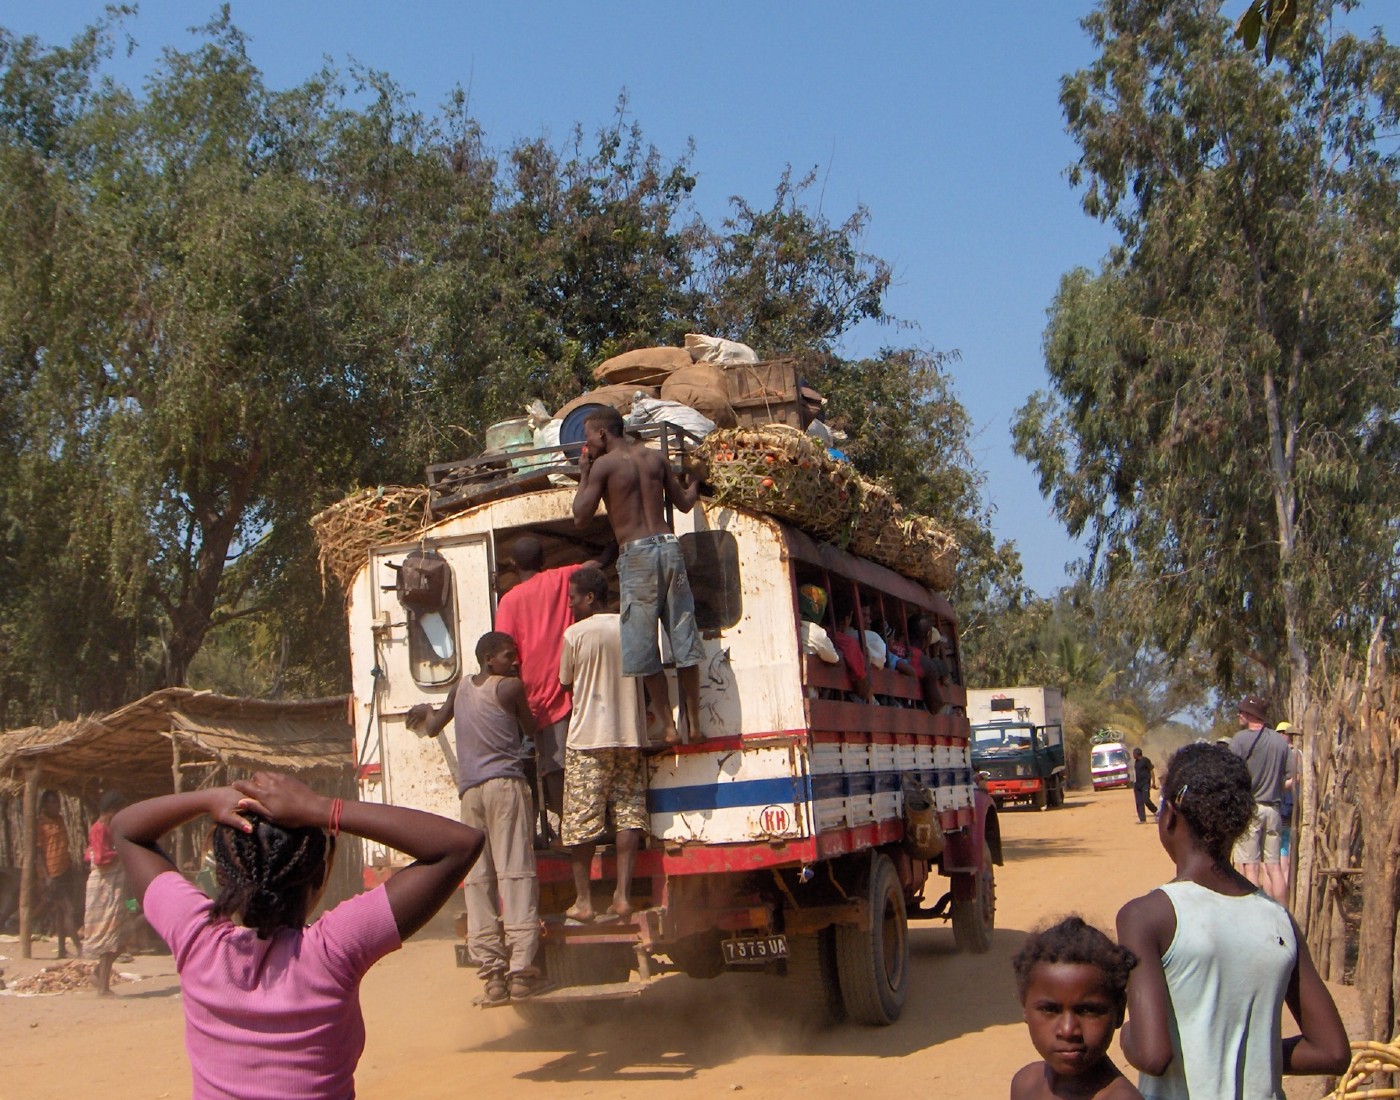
[699,426,853,540]
[847,480,900,559]
[899,514,959,592]
[310,486,432,594]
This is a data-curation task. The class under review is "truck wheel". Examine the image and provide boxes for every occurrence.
[834,854,909,1026]
[515,941,631,1025]
[1048,776,1065,808]
[951,841,996,954]
[785,927,845,1025]
[1032,787,1048,811]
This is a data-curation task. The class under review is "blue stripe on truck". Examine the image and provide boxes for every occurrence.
[648,776,812,813]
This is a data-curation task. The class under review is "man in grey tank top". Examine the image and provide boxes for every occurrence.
[1228,694,1291,904]
[406,631,548,1005]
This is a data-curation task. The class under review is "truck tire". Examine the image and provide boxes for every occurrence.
[515,940,631,1025]
[784,927,845,1025]
[951,841,996,954]
[834,854,909,1026]
[1032,786,1048,811]
[1048,775,1065,808]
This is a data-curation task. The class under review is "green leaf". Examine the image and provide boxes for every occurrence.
[1236,2,1264,50]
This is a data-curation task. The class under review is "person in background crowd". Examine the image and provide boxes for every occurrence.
[1228,694,1291,904]
[38,790,81,958]
[1131,748,1158,825]
[84,790,131,995]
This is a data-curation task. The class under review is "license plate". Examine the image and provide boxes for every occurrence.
[722,935,788,964]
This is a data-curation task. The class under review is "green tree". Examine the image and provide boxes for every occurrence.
[1015,0,1400,719]
[692,167,891,358]
[0,11,1026,723]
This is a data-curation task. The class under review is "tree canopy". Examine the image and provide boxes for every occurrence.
[1014,0,1400,712]
[0,12,1020,723]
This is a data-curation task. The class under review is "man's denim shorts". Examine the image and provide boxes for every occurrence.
[617,534,706,676]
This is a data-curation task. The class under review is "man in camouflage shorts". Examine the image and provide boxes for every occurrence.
[557,567,650,923]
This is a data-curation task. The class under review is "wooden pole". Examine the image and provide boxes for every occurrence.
[170,737,184,872]
[18,765,40,960]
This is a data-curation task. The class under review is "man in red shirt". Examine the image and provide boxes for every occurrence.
[493,537,613,833]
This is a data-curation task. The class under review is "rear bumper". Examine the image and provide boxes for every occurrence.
[1092,774,1132,790]
[986,778,1044,796]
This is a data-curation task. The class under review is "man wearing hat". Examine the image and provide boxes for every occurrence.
[1229,694,1292,903]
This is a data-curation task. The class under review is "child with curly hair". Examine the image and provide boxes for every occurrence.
[1116,742,1349,1098]
[1011,915,1143,1099]
[114,772,482,1099]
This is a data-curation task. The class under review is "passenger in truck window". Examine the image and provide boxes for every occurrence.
[831,592,874,703]
[798,585,840,664]
[912,616,957,713]
[857,597,888,669]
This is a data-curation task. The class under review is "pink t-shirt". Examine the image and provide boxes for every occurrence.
[143,871,401,1100]
[494,563,582,727]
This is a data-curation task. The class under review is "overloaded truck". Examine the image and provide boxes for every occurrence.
[967,686,1067,811]
[335,424,1001,1026]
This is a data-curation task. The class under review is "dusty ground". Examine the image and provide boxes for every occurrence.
[2,787,1357,1100]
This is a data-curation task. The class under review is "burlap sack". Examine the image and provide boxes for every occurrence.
[661,364,736,428]
[555,384,659,422]
[685,332,759,364]
[592,347,692,386]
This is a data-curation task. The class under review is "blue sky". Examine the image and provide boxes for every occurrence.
[1,2,1138,594]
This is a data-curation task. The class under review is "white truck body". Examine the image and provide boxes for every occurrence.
[966,686,1064,730]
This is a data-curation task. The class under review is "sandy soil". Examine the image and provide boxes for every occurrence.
[2,787,1355,1100]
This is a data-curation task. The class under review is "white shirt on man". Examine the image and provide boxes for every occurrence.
[559,613,647,750]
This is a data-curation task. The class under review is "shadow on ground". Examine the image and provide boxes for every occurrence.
[1000,835,1094,861]
[470,924,1027,1083]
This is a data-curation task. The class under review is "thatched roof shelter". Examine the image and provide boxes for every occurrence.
[0,690,359,957]
[0,689,353,801]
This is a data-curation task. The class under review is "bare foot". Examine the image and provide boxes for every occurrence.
[564,903,595,923]
[96,987,114,998]
[604,901,634,922]
[661,725,681,747]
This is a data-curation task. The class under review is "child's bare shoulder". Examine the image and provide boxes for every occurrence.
[1010,1062,1050,1099]
[1095,1074,1144,1099]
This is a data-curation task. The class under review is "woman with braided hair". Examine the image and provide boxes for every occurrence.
[1115,742,1347,1098]
[113,772,482,1099]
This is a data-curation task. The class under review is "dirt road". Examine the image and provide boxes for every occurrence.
[2,787,1350,1099]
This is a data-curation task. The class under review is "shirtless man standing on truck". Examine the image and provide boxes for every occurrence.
[571,406,705,746]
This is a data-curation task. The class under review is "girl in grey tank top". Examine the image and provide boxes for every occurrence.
[1114,742,1349,1098]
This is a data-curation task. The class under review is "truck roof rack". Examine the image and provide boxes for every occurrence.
[425,422,704,520]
